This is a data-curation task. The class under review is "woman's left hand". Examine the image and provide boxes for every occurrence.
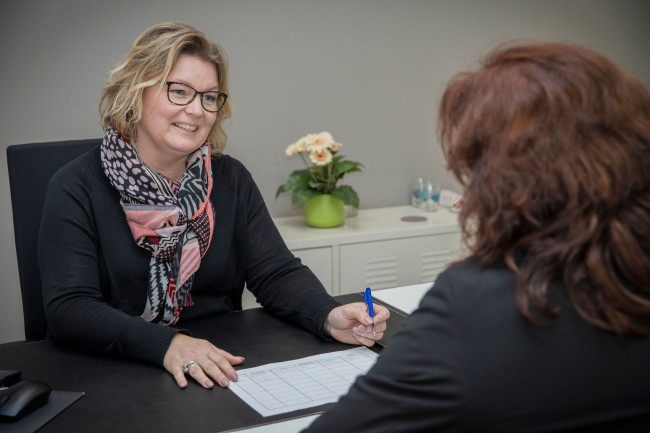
[324,302,390,346]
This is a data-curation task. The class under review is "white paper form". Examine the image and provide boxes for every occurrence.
[228,347,378,417]
[374,282,433,314]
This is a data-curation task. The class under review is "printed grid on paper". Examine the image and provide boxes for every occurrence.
[228,347,378,417]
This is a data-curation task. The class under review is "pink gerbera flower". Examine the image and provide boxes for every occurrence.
[309,149,333,166]
[285,143,298,156]
[306,132,334,152]
[294,137,308,152]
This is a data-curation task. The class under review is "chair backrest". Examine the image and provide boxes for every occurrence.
[7,138,101,341]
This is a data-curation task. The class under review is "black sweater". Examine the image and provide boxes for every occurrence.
[38,147,340,366]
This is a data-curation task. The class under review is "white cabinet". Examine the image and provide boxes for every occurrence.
[274,205,462,296]
[339,232,462,292]
[242,206,462,308]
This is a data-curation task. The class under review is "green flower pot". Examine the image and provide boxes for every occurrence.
[304,194,345,228]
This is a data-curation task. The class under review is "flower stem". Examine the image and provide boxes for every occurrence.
[300,152,318,182]
[326,163,333,193]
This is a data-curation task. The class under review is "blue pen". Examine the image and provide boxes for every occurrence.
[364,287,376,337]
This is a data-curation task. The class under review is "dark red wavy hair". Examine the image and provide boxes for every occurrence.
[438,42,650,336]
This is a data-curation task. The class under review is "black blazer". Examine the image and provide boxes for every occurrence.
[304,256,650,432]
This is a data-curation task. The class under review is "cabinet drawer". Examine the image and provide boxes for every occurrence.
[339,233,462,293]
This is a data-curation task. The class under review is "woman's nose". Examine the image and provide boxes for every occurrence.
[185,96,204,115]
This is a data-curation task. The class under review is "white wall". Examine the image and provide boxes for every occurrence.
[1,0,649,343]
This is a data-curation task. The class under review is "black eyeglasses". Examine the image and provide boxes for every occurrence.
[165,81,228,113]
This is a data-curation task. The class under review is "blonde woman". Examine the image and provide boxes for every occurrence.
[39,21,388,390]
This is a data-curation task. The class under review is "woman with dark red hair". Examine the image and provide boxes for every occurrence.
[304,42,650,432]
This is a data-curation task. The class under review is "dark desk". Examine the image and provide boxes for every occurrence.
[0,307,384,433]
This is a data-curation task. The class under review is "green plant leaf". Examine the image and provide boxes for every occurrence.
[331,185,360,207]
[332,159,364,180]
[277,150,363,204]
[292,187,320,204]
[276,170,312,197]
[308,180,327,189]
[276,184,287,198]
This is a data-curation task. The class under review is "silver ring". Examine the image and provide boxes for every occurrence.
[183,361,197,374]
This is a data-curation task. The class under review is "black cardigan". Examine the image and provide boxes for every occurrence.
[39,147,340,366]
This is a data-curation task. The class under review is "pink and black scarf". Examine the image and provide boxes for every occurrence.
[101,126,214,325]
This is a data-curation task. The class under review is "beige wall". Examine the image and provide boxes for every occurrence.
[1,0,649,343]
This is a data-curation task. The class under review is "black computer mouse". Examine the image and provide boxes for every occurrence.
[0,380,51,420]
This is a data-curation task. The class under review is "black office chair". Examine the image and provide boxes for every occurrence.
[7,138,101,341]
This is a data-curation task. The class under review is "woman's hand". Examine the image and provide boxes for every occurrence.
[163,333,245,389]
[324,302,390,346]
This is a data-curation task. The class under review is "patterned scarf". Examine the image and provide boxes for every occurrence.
[101,126,214,325]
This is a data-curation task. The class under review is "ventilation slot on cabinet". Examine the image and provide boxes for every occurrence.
[421,250,452,283]
[364,256,398,290]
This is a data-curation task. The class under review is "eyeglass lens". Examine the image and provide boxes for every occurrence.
[167,82,226,112]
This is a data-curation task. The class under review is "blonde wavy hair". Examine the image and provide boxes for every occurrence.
[100,21,232,156]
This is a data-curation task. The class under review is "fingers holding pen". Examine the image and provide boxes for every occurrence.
[325,302,390,347]
[353,307,388,341]
[352,303,390,332]
[370,304,390,331]
[352,327,383,346]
